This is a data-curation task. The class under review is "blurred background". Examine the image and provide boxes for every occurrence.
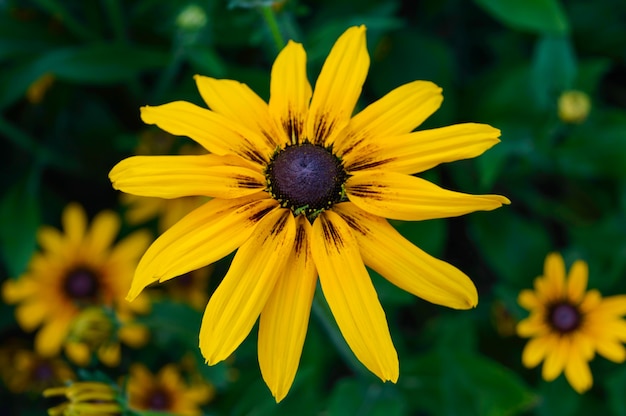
[1,0,626,414]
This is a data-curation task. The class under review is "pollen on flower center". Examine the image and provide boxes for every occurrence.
[548,303,581,333]
[64,268,99,300]
[265,143,348,219]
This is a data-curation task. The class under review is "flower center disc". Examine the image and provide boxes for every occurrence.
[64,268,99,300]
[147,389,171,410]
[266,143,347,217]
[549,303,580,333]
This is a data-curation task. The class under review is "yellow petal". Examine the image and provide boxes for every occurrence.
[98,343,121,367]
[269,40,312,146]
[15,300,48,331]
[521,335,553,368]
[64,341,91,366]
[110,154,265,199]
[518,289,540,311]
[195,75,281,148]
[199,208,296,364]
[594,294,626,316]
[311,210,398,382]
[127,194,276,301]
[543,253,565,300]
[108,229,151,266]
[140,101,271,165]
[307,26,369,147]
[334,203,477,309]
[2,277,37,303]
[564,345,593,393]
[595,337,626,362]
[63,203,87,246]
[86,210,120,256]
[516,314,549,337]
[343,123,501,174]
[567,260,588,304]
[337,80,443,159]
[346,170,510,221]
[541,336,569,381]
[118,323,150,348]
[258,216,317,402]
[37,226,64,255]
[35,314,73,357]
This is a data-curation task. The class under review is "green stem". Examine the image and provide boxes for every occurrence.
[259,5,286,51]
[311,288,371,379]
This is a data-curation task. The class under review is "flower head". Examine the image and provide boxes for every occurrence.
[127,363,213,416]
[0,346,74,393]
[44,381,122,416]
[517,252,626,393]
[109,25,509,401]
[2,203,151,358]
[558,90,591,124]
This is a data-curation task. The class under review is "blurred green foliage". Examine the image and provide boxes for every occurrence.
[1,0,626,414]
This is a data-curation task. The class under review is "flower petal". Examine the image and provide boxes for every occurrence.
[542,336,569,381]
[35,314,73,357]
[127,194,276,301]
[564,344,593,393]
[594,337,626,362]
[194,75,282,148]
[346,171,510,221]
[63,203,87,246]
[543,253,565,301]
[269,40,312,146]
[110,154,265,199]
[567,260,588,304]
[517,314,549,337]
[199,209,296,364]
[15,299,48,331]
[337,80,443,158]
[37,226,64,255]
[521,335,553,368]
[518,289,540,311]
[86,210,120,255]
[334,203,477,309]
[140,101,271,165]
[343,123,501,174]
[311,210,398,382]
[593,294,626,316]
[258,216,317,402]
[307,26,369,146]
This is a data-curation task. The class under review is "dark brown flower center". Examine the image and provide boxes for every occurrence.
[33,362,54,382]
[548,302,581,333]
[64,267,100,301]
[146,388,172,410]
[265,143,348,220]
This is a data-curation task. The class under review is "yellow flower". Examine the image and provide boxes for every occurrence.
[109,25,509,401]
[157,266,213,310]
[2,203,151,359]
[517,253,626,393]
[64,307,150,367]
[0,346,74,393]
[44,381,122,416]
[127,363,213,415]
[558,90,591,124]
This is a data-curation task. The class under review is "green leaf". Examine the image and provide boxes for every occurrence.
[327,379,406,416]
[468,209,552,286]
[0,175,40,277]
[474,0,569,34]
[531,35,577,109]
[402,349,536,416]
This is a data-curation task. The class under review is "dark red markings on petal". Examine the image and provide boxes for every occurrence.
[312,115,336,146]
[347,183,386,201]
[233,175,265,189]
[320,216,345,250]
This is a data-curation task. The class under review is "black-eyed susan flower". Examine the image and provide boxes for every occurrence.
[44,381,122,416]
[0,346,74,394]
[109,25,509,401]
[127,363,213,415]
[2,203,151,360]
[517,252,626,393]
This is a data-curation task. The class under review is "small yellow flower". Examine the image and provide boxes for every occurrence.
[2,203,151,359]
[44,381,122,416]
[517,253,626,393]
[127,363,214,416]
[64,307,150,367]
[558,90,591,124]
[0,346,74,393]
[110,25,509,401]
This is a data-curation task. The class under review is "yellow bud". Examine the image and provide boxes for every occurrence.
[558,90,591,124]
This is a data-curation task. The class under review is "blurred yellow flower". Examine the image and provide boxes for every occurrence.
[44,381,122,416]
[64,306,149,367]
[110,25,509,401]
[0,346,74,393]
[517,252,626,393]
[558,90,591,124]
[127,363,213,415]
[2,203,151,359]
